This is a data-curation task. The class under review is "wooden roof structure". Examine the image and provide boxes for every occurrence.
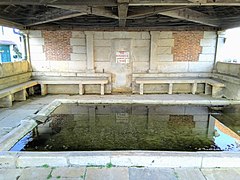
[0,0,240,31]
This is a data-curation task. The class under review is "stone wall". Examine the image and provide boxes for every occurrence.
[29,30,217,93]
[0,61,31,90]
[216,62,240,77]
[213,62,240,100]
[29,30,216,74]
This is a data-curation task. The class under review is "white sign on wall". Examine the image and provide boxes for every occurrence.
[116,51,129,64]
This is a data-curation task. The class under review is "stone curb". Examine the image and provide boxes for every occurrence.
[0,119,37,151]
[0,151,240,168]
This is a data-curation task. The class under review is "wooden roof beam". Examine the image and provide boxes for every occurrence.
[26,12,86,26]
[0,18,24,29]
[50,5,118,19]
[159,8,220,27]
[118,0,129,27]
[127,6,186,19]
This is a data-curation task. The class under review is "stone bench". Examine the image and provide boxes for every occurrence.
[135,78,225,98]
[0,80,38,107]
[39,78,109,95]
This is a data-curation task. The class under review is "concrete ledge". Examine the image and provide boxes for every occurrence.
[1,151,240,168]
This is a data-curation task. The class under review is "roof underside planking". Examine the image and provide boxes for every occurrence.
[0,0,240,31]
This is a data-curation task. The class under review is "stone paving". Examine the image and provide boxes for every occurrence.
[0,167,240,180]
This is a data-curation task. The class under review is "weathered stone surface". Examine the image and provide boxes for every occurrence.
[199,54,215,62]
[94,47,111,61]
[94,40,111,47]
[132,62,149,73]
[188,62,213,72]
[203,31,217,39]
[49,61,69,72]
[157,47,172,55]
[72,31,85,38]
[31,53,46,61]
[69,156,110,166]
[29,38,45,46]
[132,40,150,47]
[71,53,87,61]
[201,168,240,180]
[72,46,86,54]
[158,55,173,62]
[68,61,86,72]
[202,156,240,168]
[29,30,42,38]
[0,155,15,168]
[70,38,86,46]
[202,47,215,54]
[30,45,44,53]
[86,167,129,180]
[200,39,216,47]
[31,61,50,72]
[142,32,150,39]
[132,47,150,62]
[174,168,205,180]
[0,169,22,180]
[17,156,68,167]
[51,167,85,178]
[94,32,104,39]
[18,168,51,180]
[129,167,177,180]
[158,39,174,47]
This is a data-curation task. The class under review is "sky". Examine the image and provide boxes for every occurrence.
[221,27,240,63]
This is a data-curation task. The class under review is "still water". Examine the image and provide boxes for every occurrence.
[11,104,240,151]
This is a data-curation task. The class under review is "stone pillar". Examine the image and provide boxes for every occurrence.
[14,90,27,101]
[0,95,13,107]
[85,31,95,73]
[149,31,158,73]
[214,31,226,71]
[40,84,48,96]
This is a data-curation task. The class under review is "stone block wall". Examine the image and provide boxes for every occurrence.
[30,31,87,73]
[29,30,216,74]
[0,61,31,90]
[150,31,216,73]
[213,62,240,100]
[28,30,217,93]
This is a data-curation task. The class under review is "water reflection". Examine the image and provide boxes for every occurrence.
[11,104,240,151]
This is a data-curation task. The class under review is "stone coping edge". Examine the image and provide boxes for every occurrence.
[0,151,240,168]
[0,119,37,151]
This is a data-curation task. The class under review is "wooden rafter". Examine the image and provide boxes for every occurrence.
[26,12,86,26]
[51,5,118,19]
[159,8,220,27]
[118,3,129,27]
[0,18,24,29]
[127,6,187,19]
[0,0,240,6]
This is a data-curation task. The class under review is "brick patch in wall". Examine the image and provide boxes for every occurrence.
[43,31,72,61]
[173,31,204,62]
